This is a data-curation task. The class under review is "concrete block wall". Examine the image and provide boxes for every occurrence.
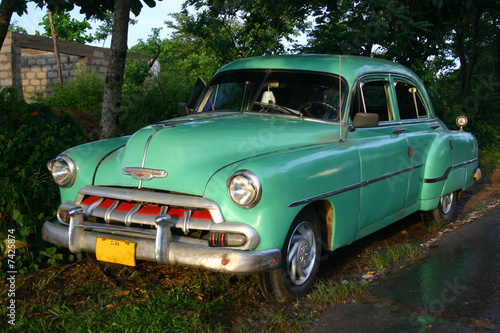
[0,32,148,101]
[20,49,88,99]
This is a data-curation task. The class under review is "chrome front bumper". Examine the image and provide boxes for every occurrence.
[42,211,281,274]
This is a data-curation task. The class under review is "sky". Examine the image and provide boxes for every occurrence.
[12,0,187,48]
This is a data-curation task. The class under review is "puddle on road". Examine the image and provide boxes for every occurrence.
[366,222,500,329]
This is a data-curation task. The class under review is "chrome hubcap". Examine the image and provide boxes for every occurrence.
[440,192,454,215]
[286,221,317,285]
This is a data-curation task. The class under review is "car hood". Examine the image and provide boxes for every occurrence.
[93,113,340,196]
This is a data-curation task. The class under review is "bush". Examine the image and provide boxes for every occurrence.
[43,69,105,114]
[0,87,85,276]
[430,72,500,148]
[120,71,193,133]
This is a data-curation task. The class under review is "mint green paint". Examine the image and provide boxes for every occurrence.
[59,136,130,202]
[94,113,341,196]
[204,140,361,250]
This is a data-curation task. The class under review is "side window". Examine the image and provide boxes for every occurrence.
[394,81,428,119]
[351,80,392,122]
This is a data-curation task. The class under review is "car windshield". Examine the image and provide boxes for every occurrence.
[195,70,348,121]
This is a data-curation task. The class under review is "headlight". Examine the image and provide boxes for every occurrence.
[47,155,76,188]
[227,170,262,208]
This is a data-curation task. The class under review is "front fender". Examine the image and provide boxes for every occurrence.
[203,142,362,251]
[58,136,130,202]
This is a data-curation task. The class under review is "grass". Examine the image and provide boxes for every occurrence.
[365,242,421,271]
[479,148,500,173]
[8,278,229,332]
[309,280,368,309]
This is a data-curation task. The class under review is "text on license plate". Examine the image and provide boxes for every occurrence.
[95,237,136,266]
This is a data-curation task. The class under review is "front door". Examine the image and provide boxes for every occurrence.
[348,77,411,231]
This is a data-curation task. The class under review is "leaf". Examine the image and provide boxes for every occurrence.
[3,239,27,255]
[12,209,21,221]
[114,290,131,297]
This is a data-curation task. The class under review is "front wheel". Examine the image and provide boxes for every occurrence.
[258,208,322,303]
[422,191,458,227]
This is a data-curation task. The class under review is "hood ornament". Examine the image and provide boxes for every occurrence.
[122,167,168,180]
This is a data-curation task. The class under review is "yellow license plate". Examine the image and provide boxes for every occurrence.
[95,237,136,266]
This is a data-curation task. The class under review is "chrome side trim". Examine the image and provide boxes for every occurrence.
[289,164,423,207]
[423,158,479,184]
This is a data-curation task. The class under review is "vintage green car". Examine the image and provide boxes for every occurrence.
[43,55,481,303]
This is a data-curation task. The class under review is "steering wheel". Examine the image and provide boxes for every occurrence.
[299,102,340,121]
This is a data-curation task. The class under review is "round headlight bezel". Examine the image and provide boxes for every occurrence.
[227,170,262,209]
[47,154,76,188]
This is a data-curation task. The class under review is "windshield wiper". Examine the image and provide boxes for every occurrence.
[254,102,303,117]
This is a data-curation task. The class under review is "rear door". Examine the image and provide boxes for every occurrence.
[391,77,438,207]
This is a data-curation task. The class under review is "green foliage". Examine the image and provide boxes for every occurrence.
[35,11,95,44]
[120,72,190,134]
[43,70,105,114]
[0,87,84,277]
[430,70,500,148]
[178,0,312,62]
[8,19,28,34]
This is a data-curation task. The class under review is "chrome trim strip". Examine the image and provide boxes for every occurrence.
[104,200,119,223]
[423,158,479,184]
[289,164,423,207]
[124,203,142,227]
[182,210,192,235]
[80,221,157,237]
[85,197,104,219]
[139,131,158,189]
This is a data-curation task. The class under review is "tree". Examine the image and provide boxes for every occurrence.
[99,0,131,139]
[35,10,95,44]
[68,0,158,139]
[0,0,74,50]
[93,11,138,47]
[304,0,442,73]
[0,0,25,48]
[179,0,313,63]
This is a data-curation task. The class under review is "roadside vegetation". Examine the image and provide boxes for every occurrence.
[1,0,499,331]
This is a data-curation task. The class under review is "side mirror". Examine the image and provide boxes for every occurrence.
[350,113,379,131]
[178,77,207,117]
[178,102,189,116]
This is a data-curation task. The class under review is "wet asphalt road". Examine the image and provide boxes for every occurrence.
[304,205,500,333]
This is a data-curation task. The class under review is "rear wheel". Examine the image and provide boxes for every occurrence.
[422,191,458,226]
[258,208,322,303]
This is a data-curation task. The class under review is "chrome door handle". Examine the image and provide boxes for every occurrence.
[429,124,441,129]
[392,127,406,134]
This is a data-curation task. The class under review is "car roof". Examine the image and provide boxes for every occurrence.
[216,54,422,85]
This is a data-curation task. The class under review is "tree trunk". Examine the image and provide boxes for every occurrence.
[495,20,500,99]
[48,10,63,83]
[0,0,19,50]
[99,0,132,139]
